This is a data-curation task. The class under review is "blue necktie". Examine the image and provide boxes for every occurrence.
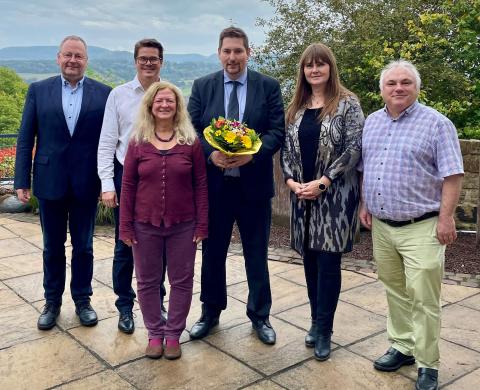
[227,81,240,120]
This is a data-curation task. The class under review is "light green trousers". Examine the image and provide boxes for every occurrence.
[372,216,444,369]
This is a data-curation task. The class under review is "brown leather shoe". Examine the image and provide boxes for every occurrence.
[164,342,182,360]
[145,340,163,359]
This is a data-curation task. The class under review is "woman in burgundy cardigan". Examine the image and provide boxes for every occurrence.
[120,81,208,360]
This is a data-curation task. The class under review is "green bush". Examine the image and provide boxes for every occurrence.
[457,126,480,140]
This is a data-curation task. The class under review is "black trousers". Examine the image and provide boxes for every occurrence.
[38,190,97,306]
[112,158,166,313]
[200,178,272,322]
[303,249,342,334]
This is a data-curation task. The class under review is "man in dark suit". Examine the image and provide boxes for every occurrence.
[14,35,111,330]
[188,27,285,345]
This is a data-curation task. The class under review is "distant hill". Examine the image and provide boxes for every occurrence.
[0,46,220,93]
[0,46,218,63]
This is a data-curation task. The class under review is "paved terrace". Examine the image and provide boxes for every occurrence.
[0,213,479,389]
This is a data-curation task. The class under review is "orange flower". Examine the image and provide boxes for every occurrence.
[215,119,226,128]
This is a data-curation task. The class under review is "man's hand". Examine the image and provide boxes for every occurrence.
[436,215,457,245]
[359,202,372,230]
[210,151,229,169]
[102,191,118,208]
[225,154,253,168]
[16,189,31,203]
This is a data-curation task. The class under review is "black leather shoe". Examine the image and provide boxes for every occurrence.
[415,368,438,390]
[190,314,219,339]
[118,311,134,334]
[305,320,317,347]
[37,304,61,330]
[314,333,331,361]
[161,304,168,322]
[374,347,415,371]
[252,319,276,345]
[75,303,98,326]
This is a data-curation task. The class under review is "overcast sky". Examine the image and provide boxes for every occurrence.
[0,0,275,55]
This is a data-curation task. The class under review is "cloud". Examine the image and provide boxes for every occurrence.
[0,0,274,54]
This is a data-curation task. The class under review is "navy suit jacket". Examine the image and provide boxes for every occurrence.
[14,76,111,201]
[187,69,285,201]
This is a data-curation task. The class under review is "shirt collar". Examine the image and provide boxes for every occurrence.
[223,69,248,85]
[61,75,85,89]
[133,74,161,92]
[383,100,419,120]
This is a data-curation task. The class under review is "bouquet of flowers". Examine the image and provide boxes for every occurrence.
[203,117,262,156]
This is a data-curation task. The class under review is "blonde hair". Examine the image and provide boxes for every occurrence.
[286,43,354,124]
[131,81,197,145]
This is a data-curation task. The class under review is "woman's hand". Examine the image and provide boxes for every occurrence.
[286,179,305,195]
[122,238,138,247]
[193,235,205,244]
[297,176,331,200]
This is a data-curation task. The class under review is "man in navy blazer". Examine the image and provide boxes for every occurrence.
[14,36,111,330]
[188,27,285,344]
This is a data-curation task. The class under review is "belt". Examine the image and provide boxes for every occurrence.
[378,211,439,228]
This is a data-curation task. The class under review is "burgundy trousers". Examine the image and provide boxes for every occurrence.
[133,221,196,340]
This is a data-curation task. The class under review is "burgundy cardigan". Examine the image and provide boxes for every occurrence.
[119,138,208,241]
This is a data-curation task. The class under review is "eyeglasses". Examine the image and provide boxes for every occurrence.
[60,52,87,61]
[136,56,162,65]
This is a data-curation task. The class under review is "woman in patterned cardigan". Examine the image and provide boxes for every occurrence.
[281,43,364,361]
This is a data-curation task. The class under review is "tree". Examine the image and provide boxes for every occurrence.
[254,0,479,136]
[0,67,28,135]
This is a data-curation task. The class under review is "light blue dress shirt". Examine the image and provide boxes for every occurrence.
[223,69,248,177]
[61,75,84,135]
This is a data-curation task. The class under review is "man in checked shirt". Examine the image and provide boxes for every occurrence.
[359,60,464,390]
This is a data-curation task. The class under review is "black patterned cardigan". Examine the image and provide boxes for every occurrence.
[280,96,365,256]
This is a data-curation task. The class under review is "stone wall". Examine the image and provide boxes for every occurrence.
[457,139,480,230]
[272,139,480,231]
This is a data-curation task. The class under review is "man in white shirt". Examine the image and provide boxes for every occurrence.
[97,38,166,334]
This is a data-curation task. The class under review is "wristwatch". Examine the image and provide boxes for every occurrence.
[318,182,327,192]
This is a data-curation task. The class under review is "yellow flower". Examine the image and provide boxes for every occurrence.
[224,131,236,144]
[241,135,252,149]
[214,130,221,136]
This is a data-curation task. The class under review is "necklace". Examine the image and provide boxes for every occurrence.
[154,131,175,142]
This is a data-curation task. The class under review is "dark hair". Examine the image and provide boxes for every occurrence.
[134,39,164,59]
[218,27,249,50]
[286,43,354,124]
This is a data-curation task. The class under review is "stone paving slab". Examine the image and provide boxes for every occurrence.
[340,281,389,316]
[0,252,44,280]
[0,237,41,258]
[56,370,135,390]
[271,348,413,389]
[116,341,263,389]
[207,316,313,376]
[0,333,105,389]
[69,310,148,366]
[441,304,480,352]
[443,367,480,389]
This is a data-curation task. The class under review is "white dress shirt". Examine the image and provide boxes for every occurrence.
[97,75,148,193]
